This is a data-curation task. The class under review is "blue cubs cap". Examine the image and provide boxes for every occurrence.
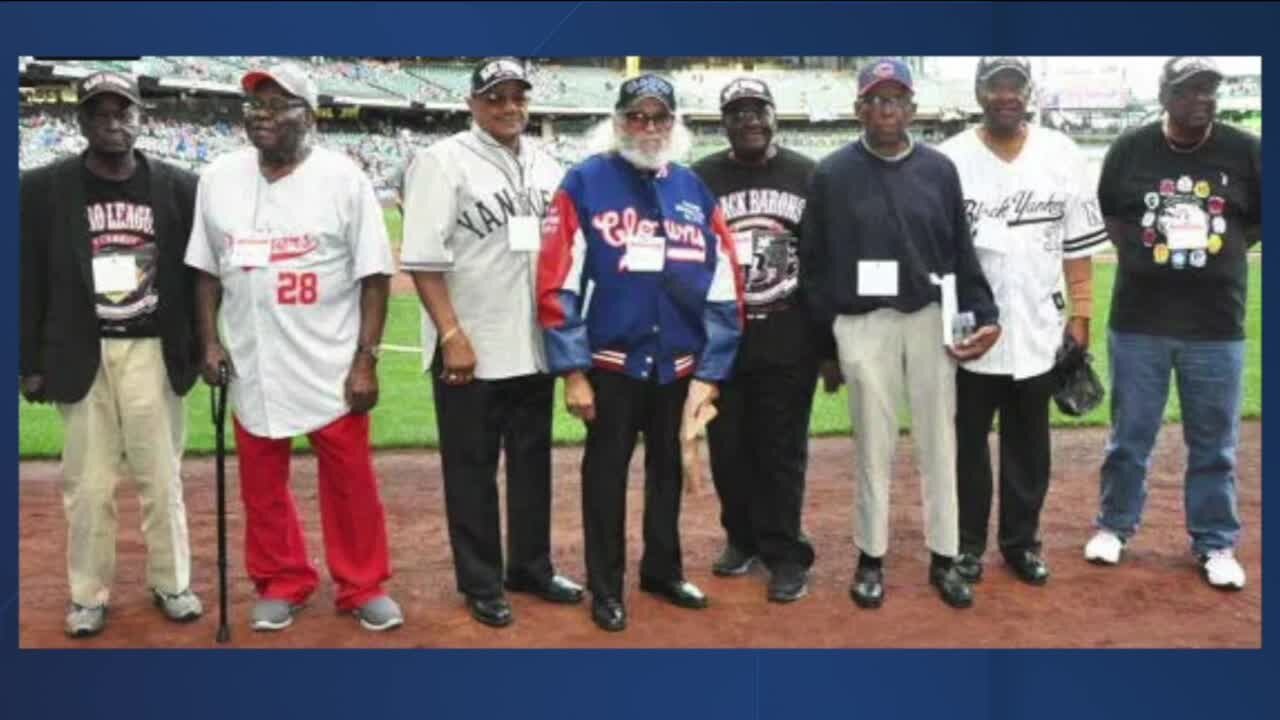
[858,57,914,97]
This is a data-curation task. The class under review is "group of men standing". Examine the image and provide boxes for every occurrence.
[20,54,1258,639]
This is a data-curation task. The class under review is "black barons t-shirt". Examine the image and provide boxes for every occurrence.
[1098,121,1261,340]
[693,146,818,370]
[83,160,160,337]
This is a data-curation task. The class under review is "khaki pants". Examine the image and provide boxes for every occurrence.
[834,305,959,558]
[57,338,190,607]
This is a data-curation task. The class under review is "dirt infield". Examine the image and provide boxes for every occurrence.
[17,422,1260,648]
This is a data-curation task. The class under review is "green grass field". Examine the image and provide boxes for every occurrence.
[17,251,1262,459]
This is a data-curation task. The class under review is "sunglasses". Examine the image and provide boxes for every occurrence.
[623,110,675,130]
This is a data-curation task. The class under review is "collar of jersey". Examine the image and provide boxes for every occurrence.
[468,122,527,162]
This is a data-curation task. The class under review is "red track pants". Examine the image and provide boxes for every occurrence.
[233,413,391,611]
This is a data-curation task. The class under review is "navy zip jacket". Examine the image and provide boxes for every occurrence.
[798,139,997,332]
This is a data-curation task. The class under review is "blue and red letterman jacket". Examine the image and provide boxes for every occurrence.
[537,152,744,385]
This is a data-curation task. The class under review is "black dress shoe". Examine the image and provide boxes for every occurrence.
[955,552,984,584]
[591,596,626,632]
[639,577,709,609]
[1004,549,1050,586]
[767,566,809,603]
[505,574,585,604]
[929,565,974,609]
[711,545,758,576]
[850,565,884,609]
[466,595,513,627]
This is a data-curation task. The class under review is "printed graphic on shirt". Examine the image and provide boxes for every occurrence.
[1146,177,1228,268]
[86,200,159,334]
[716,187,807,316]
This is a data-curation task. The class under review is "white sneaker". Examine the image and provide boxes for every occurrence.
[1084,530,1125,565]
[65,604,107,638]
[1201,549,1246,590]
[152,588,203,622]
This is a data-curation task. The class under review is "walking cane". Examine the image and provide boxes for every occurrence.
[211,364,231,644]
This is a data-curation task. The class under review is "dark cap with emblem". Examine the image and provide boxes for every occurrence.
[616,73,677,112]
[976,56,1031,84]
[1160,56,1224,92]
[471,57,532,96]
[77,71,143,106]
[720,77,774,110]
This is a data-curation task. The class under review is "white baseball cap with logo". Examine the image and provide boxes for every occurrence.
[241,62,320,111]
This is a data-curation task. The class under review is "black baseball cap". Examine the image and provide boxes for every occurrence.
[471,57,532,96]
[616,73,677,112]
[976,56,1031,84]
[1160,56,1223,91]
[719,77,774,110]
[77,71,142,106]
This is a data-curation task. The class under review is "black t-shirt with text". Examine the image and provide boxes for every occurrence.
[693,146,819,370]
[1098,121,1261,340]
[83,160,160,338]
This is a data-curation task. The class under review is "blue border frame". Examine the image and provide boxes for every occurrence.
[5,3,1271,719]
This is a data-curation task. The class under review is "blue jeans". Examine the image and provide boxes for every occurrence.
[1098,330,1244,554]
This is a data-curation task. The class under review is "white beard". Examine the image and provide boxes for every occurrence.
[586,114,692,169]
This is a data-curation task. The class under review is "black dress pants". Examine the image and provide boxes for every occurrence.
[707,360,818,572]
[955,367,1056,558]
[434,370,556,599]
[581,370,690,600]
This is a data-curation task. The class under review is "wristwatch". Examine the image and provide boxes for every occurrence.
[356,344,381,361]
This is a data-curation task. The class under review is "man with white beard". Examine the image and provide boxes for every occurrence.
[537,74,744,632]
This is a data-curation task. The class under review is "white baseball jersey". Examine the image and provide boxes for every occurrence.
[400,124,564,379]
[185,146,395,438]
[940,126,1107,380]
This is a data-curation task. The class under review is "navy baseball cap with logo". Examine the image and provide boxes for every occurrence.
[77,71,143,106]
[858,57,914,97]
[616,73,677,112]
[720,77,774,110]
[976,56,1032,84]
[1160,56,1223,91]
[471,57,532,96]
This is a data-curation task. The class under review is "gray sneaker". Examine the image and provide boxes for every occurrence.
[152,588,203,622]
[355,595,404,632]
[65,604,107,638]
[250,599,300,631]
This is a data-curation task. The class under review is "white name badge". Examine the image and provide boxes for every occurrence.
[1164,205,1210,251]
[733,232,754,266]
[507,216,542,252]
[92,254,138,294]
[857,260,898,297]
[973,216,1007,253]
[624,236,666,272]
[229,234,272,267]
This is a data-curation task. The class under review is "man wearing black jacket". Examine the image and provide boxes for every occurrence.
[693,78,827,603]
[799,58,1000,610]
[19,72,203,638]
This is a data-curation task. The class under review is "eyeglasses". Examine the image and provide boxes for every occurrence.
[724,107,773,126]
[623,110,675,130]
[242,98,309,116]
[479,91,530,107]
[860,95,913,113]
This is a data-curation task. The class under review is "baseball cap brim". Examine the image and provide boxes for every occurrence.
[472,76,533,96]
[1168,68,1224,86]
[721,93,773,110]
[859,78,912,97]
[78,85,143,106]
[623,92,673,111]
[978,64,1030,82]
